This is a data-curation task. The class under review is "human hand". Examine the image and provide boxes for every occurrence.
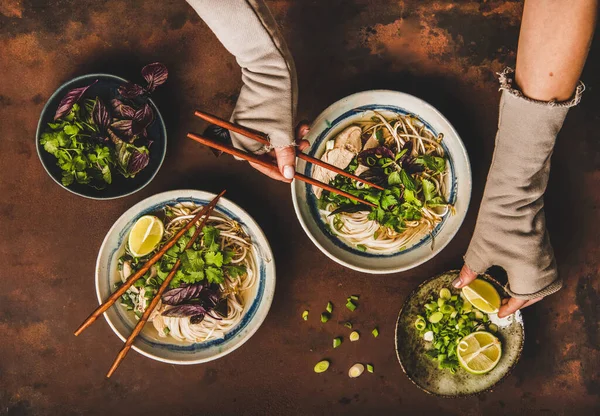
[453,264,544,318]
[248,122,311,183]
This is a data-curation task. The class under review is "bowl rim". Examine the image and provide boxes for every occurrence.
[94,189,276,364]
[291,89,472,274]
[394,270,525,397]
[35,73,167,200]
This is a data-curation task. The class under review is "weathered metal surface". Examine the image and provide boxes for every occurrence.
[0,1,598,415]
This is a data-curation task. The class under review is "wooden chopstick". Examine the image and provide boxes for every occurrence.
[187,132,377,208]
[106,191,224,378]
[74,190,226,337]
[194,110,385,191]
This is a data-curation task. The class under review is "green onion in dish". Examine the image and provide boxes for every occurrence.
[414,285,499,374]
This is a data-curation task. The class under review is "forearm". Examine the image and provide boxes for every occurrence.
[186,0,297,150]
[516,0,597,101]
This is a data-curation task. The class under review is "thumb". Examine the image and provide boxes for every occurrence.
[497,298,528,318]
[274,145,297,182]
[453,264,478,289]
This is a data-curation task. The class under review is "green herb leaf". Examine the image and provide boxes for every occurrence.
[205,251,224,268]
[421,178,436,202]
[205,266,224,285]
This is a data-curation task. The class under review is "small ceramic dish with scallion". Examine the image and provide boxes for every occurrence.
[395,270,524,397]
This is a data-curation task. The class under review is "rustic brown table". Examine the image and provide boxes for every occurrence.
[1,1,599,415]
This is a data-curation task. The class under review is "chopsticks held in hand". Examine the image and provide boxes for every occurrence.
[193,110,385,191]
[106,191,224,378]
[187,132,376,208]
[74,190,225,338]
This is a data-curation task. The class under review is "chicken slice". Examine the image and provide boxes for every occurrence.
[312,148,356,198]
[334,126,362,154]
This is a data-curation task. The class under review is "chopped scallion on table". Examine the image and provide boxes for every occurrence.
[302,310,309,321]
[349,331,360,342]
[367,364,374,373]
[320,312,330,323]
[326,302,333,314]
[333,337,342,348]
[371,327,379,338]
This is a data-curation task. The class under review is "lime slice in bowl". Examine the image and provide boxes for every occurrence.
[457,331,502,375]
[462,278,501,313]
[128,215,164,257]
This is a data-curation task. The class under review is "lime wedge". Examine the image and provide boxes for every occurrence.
[128,215,164,257]
[457,331,502,374]
[462,279,501,314]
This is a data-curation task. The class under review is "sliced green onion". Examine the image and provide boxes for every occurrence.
[415,319,426,330]
[349,295,359,301]
[488,323,498,333]
[344,321,353,329]
[326,302,333,314]
[437,298,446,307]
[321,312,330,323]
[367,364,374,373]
[333,337,342,348]
[349,331,360,342]
[346,300,357,311]
[439,288,451,300]
[302,310,309,321]
[314,360,330,373]
[474,310,484,320]
[428,312,443,324]
[441,305,455,314]
[372,327,379,338]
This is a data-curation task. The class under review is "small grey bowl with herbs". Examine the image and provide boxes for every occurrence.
[36,63,168,199]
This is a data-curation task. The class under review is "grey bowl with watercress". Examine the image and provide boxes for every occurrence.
[36,63,168,199]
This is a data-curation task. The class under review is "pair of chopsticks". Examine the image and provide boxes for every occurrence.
[190,110,383,208]
[75,190,226,377]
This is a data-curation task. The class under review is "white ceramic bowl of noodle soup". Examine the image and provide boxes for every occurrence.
[291,90,471,274]
[95,190,275,364]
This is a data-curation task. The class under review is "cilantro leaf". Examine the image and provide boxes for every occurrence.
[223,250,235,264]
[202,226,220,251]
[225,265,246,278]
[421,178,436,202]
[205,266,224,285]
[205,251,223,268]
[180,249,205,272]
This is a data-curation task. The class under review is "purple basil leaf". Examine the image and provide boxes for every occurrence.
[110,98,136,118]
[328,204,370,216]
[203,124,232,157]
[141,62,168,92]
[92,97,111,132]
[358,146,395,166]
[54,80,98,120]
[358,167,387,187]
[162,304,207,318]
[111,119,134,138]
[162,283,204,305]
[118,82,144,99]
[132,103,154,135]
[190,314,205,324]
[127,149,149,175]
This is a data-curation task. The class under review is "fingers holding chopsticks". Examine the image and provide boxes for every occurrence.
[251,122,311,182]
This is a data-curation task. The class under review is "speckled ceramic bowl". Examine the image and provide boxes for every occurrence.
[291,90,471,274]
[395,270,524,397]
[95,190,275,365]
[36,73,167,200]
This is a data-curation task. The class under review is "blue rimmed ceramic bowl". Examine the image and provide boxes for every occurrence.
[36,73,167,200]
[95,190,275,365]
[291,90,472,274]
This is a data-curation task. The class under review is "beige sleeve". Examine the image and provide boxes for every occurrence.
[464,68,584,300]
[186,0,297,153]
